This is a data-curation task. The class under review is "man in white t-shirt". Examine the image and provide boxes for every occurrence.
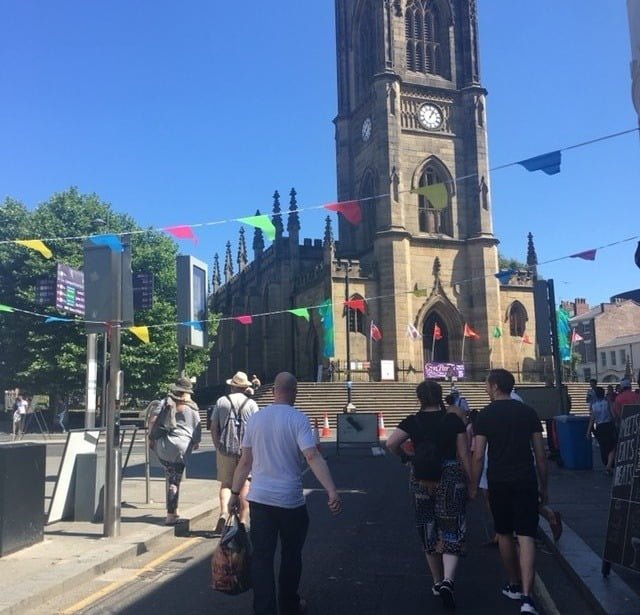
[229,372,341,615]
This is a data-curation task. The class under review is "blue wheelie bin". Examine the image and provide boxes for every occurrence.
[554,415,593,469]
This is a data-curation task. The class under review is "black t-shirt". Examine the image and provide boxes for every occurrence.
[398,410,465,461]
[475,399,542,483]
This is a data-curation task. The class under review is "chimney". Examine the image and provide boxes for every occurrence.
[574,298,589,316]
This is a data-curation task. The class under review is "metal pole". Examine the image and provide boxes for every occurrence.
[100,332,108,428]
[85,333,98,428]
[104,250,123,537]
[344,263,352,404]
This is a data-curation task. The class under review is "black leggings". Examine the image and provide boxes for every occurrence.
[159,460,185,514]
[594,422,617,466]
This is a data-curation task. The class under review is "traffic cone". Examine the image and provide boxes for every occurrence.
[320,412,331,438]
[377,412,386,438]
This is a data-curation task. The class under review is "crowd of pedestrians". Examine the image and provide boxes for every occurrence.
[145,367,640,615]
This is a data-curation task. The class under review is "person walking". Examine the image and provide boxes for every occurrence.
[387,380,471,611]
[471,369,547,615]
[210,371,259,534]
[12,396,28,440]
[148,376,202,526]
[228,372,341,615]
[586,386,617,475]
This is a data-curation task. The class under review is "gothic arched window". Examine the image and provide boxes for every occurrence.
[417,162,453,236]
[507,301,528,337]
[356,4,377,102]
[405,0,451,79]
[347,293,366,334]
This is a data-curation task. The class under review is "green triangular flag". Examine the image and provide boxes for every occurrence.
[0,304,14,313]
[288,308,310,321]
[237,215,276,241]
[493,326,502,339]
[410,183,448,210]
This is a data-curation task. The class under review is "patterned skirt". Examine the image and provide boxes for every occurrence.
[410,461,467,556]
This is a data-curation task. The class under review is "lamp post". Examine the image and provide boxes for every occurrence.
[337,260,353,405]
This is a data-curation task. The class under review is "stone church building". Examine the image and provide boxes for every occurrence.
[208,0,538,384]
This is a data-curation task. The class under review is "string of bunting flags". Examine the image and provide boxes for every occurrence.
[2,126,638,259]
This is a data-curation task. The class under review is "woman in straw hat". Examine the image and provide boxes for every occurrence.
[149,375,202,525]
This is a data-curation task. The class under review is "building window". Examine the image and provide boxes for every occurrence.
[611,351,616,366]
[584,368,592,381]
[507,301,527,337]
[347,293,366,334]
[405,0,451,79]
[582,322,592,334]
[417,163,452,235]
[620,349,626,365]
[601,352,607,367]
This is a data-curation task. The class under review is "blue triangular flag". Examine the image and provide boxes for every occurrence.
[89,234,124,252]
[45,316,72,323]
[518,151,562,175]
[494,269,516,284]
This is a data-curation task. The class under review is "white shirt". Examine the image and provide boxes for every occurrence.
[16,399,28,415]
[242,403,316,509]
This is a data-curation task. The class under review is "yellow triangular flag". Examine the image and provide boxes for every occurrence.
[129,326,150,344]
[410,183,449,210]
[15,239,53,259]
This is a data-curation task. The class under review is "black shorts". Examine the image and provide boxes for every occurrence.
[488,480,539,538]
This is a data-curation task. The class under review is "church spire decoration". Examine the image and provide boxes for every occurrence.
[224,241,234,282]
[272,190,283,239]
[527,232,538,279]
[237,227,248,271]
[212,253,221,291]
[323,215,333,248]
[252,208,265,256]
[287,188,300,236]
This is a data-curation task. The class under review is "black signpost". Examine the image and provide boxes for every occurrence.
[603,404,640,576]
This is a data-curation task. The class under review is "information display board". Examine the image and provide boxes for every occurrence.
[424,362,465,379]
[336,412,379,454]
[603,405,640,571]
[56,264,85,316]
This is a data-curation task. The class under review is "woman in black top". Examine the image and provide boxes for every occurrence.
[387,380,471,611]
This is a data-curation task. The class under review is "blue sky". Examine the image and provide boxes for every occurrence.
[1,1,638,308]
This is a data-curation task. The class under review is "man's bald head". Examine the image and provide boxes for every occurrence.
[273,372,298,404]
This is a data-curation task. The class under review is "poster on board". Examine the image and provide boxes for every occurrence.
[603,405,640,571]
[380,360,395,381]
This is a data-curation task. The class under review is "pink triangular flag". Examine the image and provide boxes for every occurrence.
[165,225,198,243]
[234,315,253,325]
[324,200,362,225]
[570,249,596,261]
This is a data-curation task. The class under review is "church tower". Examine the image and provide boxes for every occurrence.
[334,0,501,375]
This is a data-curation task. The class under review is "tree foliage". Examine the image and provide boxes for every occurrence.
[0,188,215,407]
[498,253,527,271]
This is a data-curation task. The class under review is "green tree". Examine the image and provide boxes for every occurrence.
[0,188,215,407]
[498,253,527,271]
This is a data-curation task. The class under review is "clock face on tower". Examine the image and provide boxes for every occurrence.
[418,104,443,130]
[361,117,372,142]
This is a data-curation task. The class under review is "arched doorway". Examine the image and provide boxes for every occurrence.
[423,312,449,362]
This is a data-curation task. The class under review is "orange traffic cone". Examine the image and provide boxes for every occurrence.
[377,412,386,438]
[320,412,331,438]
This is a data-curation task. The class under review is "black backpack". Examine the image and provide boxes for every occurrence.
[412,413,446,482]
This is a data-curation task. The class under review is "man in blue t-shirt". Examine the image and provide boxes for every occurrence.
[471,369,547,615]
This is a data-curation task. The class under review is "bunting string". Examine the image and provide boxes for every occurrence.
[2,126,638,257]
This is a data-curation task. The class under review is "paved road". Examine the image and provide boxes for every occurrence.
[33,444,596,615]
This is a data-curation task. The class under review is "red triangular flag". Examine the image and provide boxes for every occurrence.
[324,200,362,225]
[370,321,382,341]
[463,324,480,340]
[522,334,533,345]
[571,330,583,343]
[433,323,443,340]
[234,315,253,325]
[165,225,198,243]
[570,249,597,261]
[344,298,366,313]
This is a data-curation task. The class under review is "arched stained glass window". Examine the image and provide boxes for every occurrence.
[404,0,451,79]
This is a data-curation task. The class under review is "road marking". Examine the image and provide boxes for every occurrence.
[61,536,201,614]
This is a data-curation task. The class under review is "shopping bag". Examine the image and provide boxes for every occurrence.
[211,514,252,595]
